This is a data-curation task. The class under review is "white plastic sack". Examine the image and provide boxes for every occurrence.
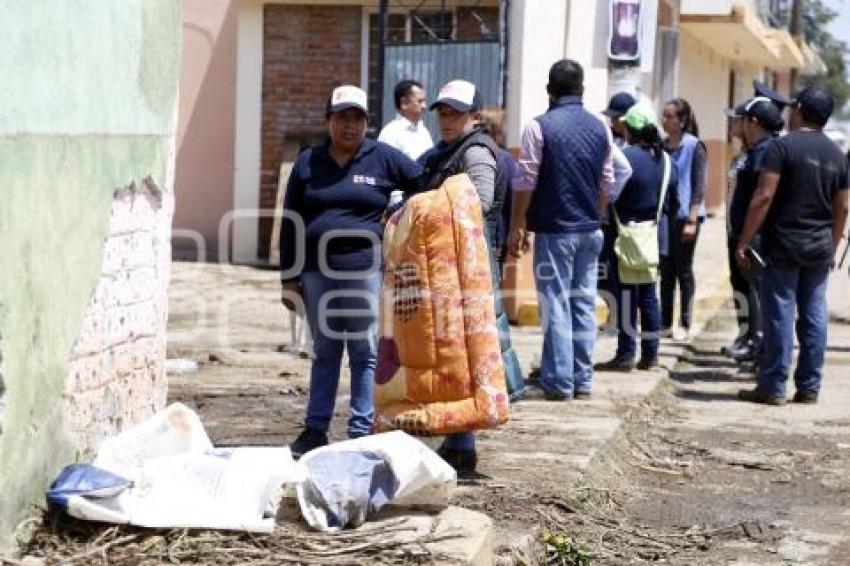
[296,431,456,532]
[61,403,302,533]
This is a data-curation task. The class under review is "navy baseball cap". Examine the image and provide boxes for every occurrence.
[742,96,784,131]
[603,92,636,118]
[753,80,792,110]
[430,80,482,113]
[792,86,835,124]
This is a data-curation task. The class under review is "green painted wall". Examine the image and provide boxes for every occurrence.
[0,0,181,549]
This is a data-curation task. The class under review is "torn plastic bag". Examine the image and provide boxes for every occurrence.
[300,451,397,530]
[296,431,455,532]
[47,403,303,532]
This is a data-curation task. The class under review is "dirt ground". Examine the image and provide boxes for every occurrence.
[506,314,850,565]
[10,260,850,564]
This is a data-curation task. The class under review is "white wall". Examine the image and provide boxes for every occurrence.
[564,0,609,113]
[681,0,733,15]
[504,0,609,147]
[678,30,730,141]
[232,0,263,263]
[505,0,568,146]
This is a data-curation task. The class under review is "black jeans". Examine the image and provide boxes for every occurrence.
[661,220,700,330]
[727,236,762,342]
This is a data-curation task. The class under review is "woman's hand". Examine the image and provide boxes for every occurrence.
[681,220,698,243]
[280,281,303,312]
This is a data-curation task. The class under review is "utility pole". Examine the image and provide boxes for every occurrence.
[789,0,805,91]
[377,0,389,128]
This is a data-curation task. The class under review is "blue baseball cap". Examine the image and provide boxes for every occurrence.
[603,92,636,118]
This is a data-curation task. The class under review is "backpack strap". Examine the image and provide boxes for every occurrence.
[612,151,671,230]
[655,152,671,223]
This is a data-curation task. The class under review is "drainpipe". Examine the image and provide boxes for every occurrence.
[789,0,804,92]
[501,0,510,109]
[377,0,389,127]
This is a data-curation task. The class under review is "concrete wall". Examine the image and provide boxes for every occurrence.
[259,4,363,259]
[505,0,609,148]
[174,0,239,260]
[0,0,180,549]
[678,29,732,210]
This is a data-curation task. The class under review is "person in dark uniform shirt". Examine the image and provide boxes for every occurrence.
[279,86,423,458]
[736,87,849,406]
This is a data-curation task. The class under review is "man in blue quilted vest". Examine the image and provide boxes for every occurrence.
[509,59,620,401]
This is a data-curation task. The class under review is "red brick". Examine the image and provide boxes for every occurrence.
[259,4,362,258]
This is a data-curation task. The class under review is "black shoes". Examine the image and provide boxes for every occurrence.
[437,444,478,477]
[636,356,660,371]
[521,384,571,401]
[737,388,787,406]
[792,390,819,404]
[290,428,328,460]
[593,357,635,372]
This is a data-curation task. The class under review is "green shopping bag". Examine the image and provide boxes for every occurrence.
[613,152,671,285]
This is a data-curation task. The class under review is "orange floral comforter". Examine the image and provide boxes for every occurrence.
[374,174,509,435]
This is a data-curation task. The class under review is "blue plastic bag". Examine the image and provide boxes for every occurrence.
[46,464,132,509]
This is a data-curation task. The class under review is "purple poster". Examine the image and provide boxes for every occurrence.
[609,0,642,61]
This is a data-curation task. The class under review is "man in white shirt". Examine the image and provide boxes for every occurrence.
[378,79,434,160]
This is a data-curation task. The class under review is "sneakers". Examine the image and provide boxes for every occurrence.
[593,357,635,372]
[436,444,478,476]
[636,356,659,371]
[792,390,819,404]
[573,390,592,400]
[737,388,786,406]
[290,428,328,460]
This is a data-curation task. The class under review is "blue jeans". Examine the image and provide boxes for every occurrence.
[758,264,829,398]
[534,230,604,396]
[609,257,661,360]
[301,271,382,437]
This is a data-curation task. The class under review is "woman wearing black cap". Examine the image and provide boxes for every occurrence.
[279,85,423,459]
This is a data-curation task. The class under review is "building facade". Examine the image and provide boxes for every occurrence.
[175,0,820,265]
[175,0,682,265]
[679,0,818,209]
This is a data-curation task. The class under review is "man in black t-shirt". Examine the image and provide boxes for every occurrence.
[735,86,850,405]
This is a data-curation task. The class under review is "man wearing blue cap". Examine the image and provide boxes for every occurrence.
[736,86,849,406]
[723,97,785,364]
[603,92,637,148]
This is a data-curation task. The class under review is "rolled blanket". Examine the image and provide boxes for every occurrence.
[374,174,509,435]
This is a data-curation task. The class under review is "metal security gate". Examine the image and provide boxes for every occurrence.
[371,0,505,132]
[383,42,502,133]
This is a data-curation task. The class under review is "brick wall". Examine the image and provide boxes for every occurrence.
[259,4,363,259]
[63,179,173,455]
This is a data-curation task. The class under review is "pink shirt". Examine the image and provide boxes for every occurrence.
[514,116,631,201]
